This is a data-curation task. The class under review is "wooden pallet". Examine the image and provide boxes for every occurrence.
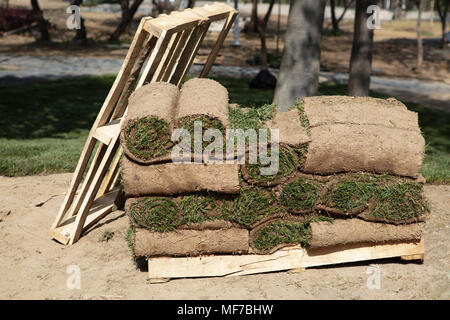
[50,3,237,245]
[147,239,424,281]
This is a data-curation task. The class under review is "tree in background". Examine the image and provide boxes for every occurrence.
[435,0,449,48]
[30,0,50,42]
[187,0,195,8]
[348,0,378,96]
[71,0,87,43]
[273,0,326,110]
[258,0,275,69]
[393,0,403,18]
[416,0,425,71]
[330,0,355,35]
[249,0,259,33]
[110,0,144,41]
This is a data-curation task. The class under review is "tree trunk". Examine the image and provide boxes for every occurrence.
[110,0,144,41]
[331,0,339,35]
[30,0,50,42]
[258,0,275,69]
[348,0,377,96]
[416,0,425,71]
[430,0,435,29]
[393,0,402,19]
[330,0,354,35]
[187,0,195,8]
[71,0,87,43]
[436,0,449,49]
[250,0,259,33]
[273,0,326,110]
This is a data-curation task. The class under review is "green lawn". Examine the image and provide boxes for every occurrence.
[0,76,448,183]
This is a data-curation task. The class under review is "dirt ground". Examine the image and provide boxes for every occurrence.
[0,173,448,300]
[2,0,449,84]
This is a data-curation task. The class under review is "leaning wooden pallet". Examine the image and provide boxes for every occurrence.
[49,3,237,245]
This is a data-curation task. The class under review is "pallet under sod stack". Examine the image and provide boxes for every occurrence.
[121,79,428,281]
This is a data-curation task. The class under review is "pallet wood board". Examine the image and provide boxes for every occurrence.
[147,239,424,280]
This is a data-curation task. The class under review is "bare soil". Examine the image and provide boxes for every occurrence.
[0,173,448,299]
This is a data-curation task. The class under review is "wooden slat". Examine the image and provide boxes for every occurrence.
[154,31,182,82]
[110,35,158,121]
[52,189,120,244]
[93,119,121,145]
[143,11,203,37]
[97,147,122,199]
[160,29,193,82]
[148,239,424,280]
[68,143,107,217]
[137,29,173,87]
[170,21,210,86]
[192,2,237,22]
[148,247,304,279]
[200,10,236,78]
[69,134,122,244]
[301,239,424,268]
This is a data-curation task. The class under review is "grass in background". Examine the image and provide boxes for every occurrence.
[0,76,448,183]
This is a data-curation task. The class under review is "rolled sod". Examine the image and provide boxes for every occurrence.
[121,157,240,196]
[309,219,424,249]
[174,79,229,153]
[303,124,425,178]
[125,196,232,232]
[318,174,429,222]
[303,96,419,129]
[120,82,179,165]
[250,217,310,254]
[264,108,310,146]
[175,78,230,128]
[133,227,249,257]
[279,178,322,214]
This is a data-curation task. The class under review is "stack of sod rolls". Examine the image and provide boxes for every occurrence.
[122,79,246,258]
[121,80,429,259]
[242,96,428,253]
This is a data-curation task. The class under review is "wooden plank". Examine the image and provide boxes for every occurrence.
[52,189,119,243]
[97,146,122,199]
[154,31,182,82]
[137,30,173,87]
[68,143,107,217]
[401,254,424,261]
[93,119,121,145]
[200,10,236,78]
[147,239,424,279]
[301,239,424,268]
[143,11,202,37]
[148,247,304,279]
[170,21,211,87]
[69,137,121,244]
[160,29,193,82]
[110,35,158,120]
[192,2,237,22]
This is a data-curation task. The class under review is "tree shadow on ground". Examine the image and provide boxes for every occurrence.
[0,75,114,139]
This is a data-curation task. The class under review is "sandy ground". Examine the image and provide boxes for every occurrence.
[0,173,448,300]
